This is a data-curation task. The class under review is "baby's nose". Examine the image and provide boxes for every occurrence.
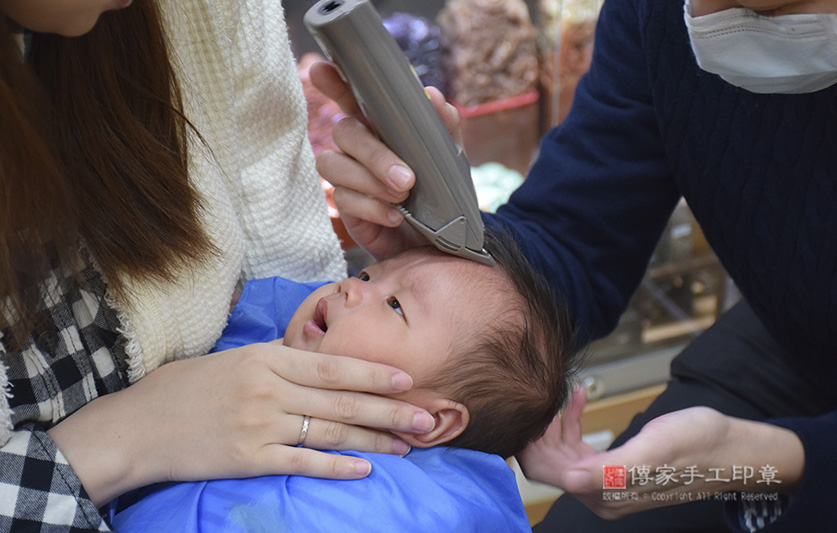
[339,277,367,306]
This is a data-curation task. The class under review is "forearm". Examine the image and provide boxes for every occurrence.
[725,410,837,531]
[612,411,806,500]
[47,388,153,508]
[707,416,804,495]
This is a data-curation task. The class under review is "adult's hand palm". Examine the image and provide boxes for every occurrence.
[518,387,737,519]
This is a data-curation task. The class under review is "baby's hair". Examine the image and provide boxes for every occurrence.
[429,226,579,458]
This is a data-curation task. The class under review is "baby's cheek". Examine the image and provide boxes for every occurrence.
[281,332,298,349]
[319,331,375,361]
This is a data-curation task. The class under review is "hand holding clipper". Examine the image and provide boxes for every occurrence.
[304,0,494,266]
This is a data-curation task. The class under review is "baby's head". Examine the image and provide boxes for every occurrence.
[284,228,577,458]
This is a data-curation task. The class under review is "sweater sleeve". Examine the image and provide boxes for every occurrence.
[724,411,837,532]
[487,0,680,343]
[159,0,347,284]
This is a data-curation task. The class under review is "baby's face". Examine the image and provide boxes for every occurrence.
[284,248,504,399]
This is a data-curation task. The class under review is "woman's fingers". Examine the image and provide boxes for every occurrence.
[256,445,373,479]
[69,343,433,495]
[284,384,435,435]
[266,343,413,394]
[264,345,435,434]
[300,418,412,456]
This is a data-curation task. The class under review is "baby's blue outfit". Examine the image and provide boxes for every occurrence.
[110,276,531,532]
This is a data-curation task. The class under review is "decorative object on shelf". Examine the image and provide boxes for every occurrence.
[437,0,542,175]
[437,0,539,106]
[382,13,446,90]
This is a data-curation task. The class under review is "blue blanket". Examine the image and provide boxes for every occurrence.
[111,448,530,532]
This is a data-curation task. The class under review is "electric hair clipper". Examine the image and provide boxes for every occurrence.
[304,0,495,266]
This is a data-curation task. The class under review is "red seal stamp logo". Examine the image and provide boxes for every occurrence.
[603,465,627,489]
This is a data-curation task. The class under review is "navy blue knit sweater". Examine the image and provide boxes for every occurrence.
[487,0,836,530]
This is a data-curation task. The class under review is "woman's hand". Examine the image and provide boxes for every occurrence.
[309,61,463,260]
[47,341,435,507]
[518,387,805,519]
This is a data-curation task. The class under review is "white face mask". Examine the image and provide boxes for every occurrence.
[684,0,837,94]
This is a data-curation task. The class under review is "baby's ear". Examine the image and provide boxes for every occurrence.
[394,399,470,448]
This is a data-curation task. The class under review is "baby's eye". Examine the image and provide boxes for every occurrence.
[387,296,404,317]
[358,271,370,282]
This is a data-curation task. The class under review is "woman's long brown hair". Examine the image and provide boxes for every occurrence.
[0,3,212,348]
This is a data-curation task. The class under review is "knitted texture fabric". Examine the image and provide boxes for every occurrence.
[115,0,347,378]
[643,0,837,370]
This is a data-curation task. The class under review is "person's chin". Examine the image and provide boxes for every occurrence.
[51,18,100,37]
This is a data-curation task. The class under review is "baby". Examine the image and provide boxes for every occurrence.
[111,228,578,532]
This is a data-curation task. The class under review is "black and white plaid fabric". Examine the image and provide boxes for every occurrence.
[0,258,129,532]
[730,496,790,533]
